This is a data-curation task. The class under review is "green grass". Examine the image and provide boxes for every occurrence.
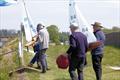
[24,45,69,80]
[24,45,120,80]
[0,38,120,80]
[0,38,19,80]
[0,51,19,80]
[103,46,120,66]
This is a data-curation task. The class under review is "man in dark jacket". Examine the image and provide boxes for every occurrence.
[66,23,88,80]
[91,22,105,80]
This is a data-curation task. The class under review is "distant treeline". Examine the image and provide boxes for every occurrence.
[47,25,120,44]
[47,25,69,44]
[1,26,119,43]
[0,29,18,37]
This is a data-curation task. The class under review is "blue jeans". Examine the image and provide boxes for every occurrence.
[30,42,40,66]
[30,53,38,64]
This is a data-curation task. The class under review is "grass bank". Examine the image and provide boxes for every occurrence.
[24,45,120,80]
[0,38,120,80]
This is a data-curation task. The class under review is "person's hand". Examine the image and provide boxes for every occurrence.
[89,41,102,50]
[87,47,91,51]
[64,53,71,59]
[64,53,68,57]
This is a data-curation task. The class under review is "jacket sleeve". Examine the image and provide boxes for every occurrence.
[84,36,89,52]
[66,35,76,54]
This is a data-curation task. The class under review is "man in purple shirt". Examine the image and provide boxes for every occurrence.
[91,22,105,80]
[66,23,88,80]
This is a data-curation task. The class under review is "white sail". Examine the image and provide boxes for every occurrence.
[22,1,36,42]
[69,0,79,25]
[69,0,97,43]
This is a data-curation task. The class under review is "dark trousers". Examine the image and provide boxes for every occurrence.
[69,57,85,80]
[38,49,47,71]
[30,51,48,69]
[92,54,103,80]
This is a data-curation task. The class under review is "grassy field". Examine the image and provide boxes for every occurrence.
[0,38,120,80]
[24,45,120,80]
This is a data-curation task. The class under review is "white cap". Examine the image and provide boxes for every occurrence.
[70,22,79,28]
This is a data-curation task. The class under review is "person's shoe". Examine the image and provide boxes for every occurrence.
[41,70,46,73]
[28,63,33,67]
[35,66,41,70]
[41,68,46,73]
[46,68,50,70]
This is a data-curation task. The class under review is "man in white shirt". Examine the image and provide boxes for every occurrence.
[37,23,50,73]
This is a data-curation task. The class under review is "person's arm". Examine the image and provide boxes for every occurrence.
[66,35,76,54]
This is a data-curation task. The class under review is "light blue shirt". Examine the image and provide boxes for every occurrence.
[91,30,106,55]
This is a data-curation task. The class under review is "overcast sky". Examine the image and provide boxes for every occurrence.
[0,0,120,32]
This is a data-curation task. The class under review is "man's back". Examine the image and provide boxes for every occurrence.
[38,28,49,49]
[68,32,88,58]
